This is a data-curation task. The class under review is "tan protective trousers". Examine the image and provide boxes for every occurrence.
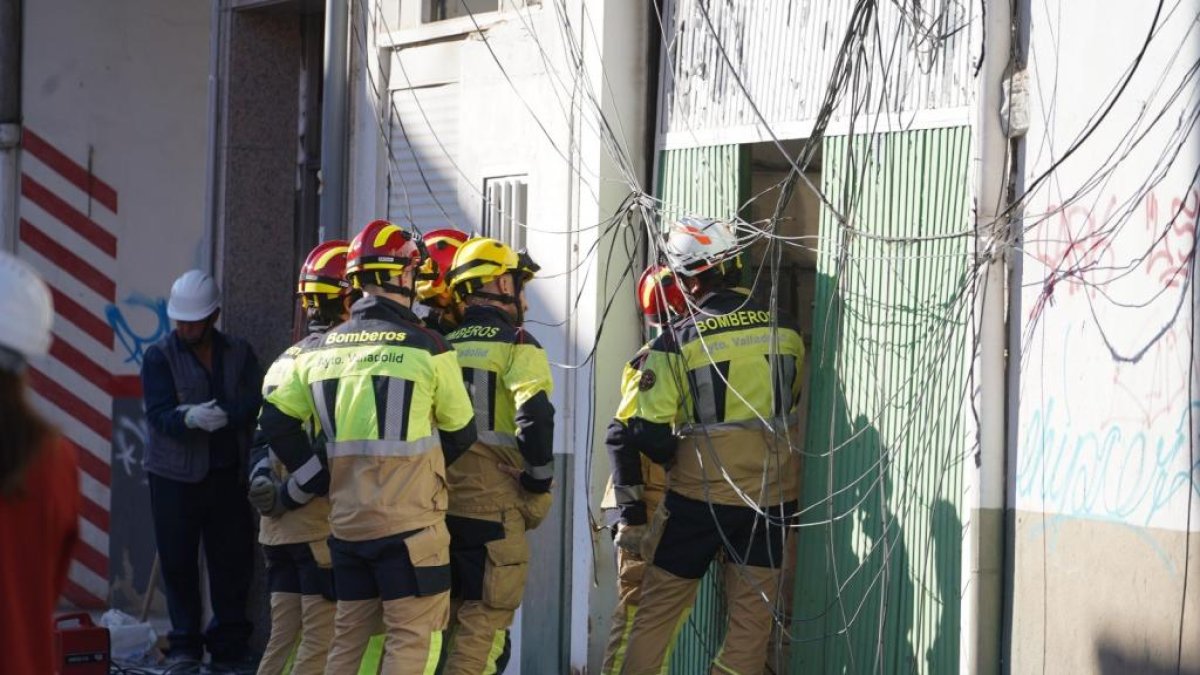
[619,563,783,675]
[601,547,648,675]
[442,510,529,675]
[257,592,336,675]
[324,593,448,674]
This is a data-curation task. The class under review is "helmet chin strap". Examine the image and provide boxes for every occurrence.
[511,272,526,326]
[466,276,524,324]
[370,270,417,299]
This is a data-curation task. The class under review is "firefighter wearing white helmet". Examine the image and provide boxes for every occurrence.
[141,269,263,665]
[617,217,806,675]
[0,253,83,674]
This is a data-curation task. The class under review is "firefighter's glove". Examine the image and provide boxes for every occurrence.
[614,523,647,556]
[185,400,229,432]
[248,475,286,517]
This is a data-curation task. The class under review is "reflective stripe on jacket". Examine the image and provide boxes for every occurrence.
[621,289,805,506]
[444,305,555,513]
[602,345,667,525]
[262,295,476,541]
[251,331,331,546]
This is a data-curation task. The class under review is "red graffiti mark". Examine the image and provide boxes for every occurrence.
[1144,188,1198,288]
[1029,186,1198,324]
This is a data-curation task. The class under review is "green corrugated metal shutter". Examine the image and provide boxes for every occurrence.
[655,144,746,674]
[657,144,747,222]
[791,127,971,674]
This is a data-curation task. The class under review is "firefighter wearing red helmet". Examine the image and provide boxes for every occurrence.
[246,240,356,674]
[599,263,687,674]
[416,228,471,334]
[257,219,477,671]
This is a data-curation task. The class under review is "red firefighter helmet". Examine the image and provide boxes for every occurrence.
[416,229,470,306]
[637,263,687,325]
[345,220,424,287]
[296,240,352,298]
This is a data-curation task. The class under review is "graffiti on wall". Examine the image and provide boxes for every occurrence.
[1027,185,1196,323]
[1020,182,1199,533]
[105,293,170,367]
[104,293,170,613]
[1018,396,1199,527]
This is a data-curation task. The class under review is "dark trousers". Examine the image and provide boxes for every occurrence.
[148,467,255,660]
[263,542,335,599]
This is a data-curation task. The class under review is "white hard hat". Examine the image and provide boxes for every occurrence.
[167,269,220,321]
[663,216,741,277]
[0,251,54,370]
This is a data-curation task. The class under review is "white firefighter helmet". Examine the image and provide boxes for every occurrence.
[663,216,741,277]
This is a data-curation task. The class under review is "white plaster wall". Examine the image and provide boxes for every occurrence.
[19,0,212,376]
[1013,2,1199,670]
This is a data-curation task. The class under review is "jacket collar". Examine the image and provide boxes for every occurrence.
[694,287,750,311]
[351,293,421,324]
[462,304,517,328]
[171,328,227,352]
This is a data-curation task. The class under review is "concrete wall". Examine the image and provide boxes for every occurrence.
[351,1,647,671]
[214,6,306,366]
[1012,2,1199,671]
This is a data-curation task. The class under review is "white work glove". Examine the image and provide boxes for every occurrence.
[248,475,286,517]
[614,523,647,556]
[184,400,229,432]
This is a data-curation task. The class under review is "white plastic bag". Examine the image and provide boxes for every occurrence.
[99,609,158,664]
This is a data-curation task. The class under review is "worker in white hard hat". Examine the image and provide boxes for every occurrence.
[140,269,264,666]
[0,251,81,675]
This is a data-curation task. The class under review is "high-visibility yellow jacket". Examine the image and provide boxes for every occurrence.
[259,295,477,542]
[250,330,331,546]
[443,305,555,514]
[620,289,805,507]
[603,344,667,525]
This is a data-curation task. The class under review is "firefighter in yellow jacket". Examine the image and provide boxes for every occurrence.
[247,240,355,674]
[258,219,477,673]
[439,238,555,674]
[618,218,805,675]
[600,264,686,675]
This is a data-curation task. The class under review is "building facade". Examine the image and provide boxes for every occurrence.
[1,1,1194,672]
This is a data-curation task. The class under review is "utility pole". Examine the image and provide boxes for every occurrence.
[319,0,350,240]
[0,0,21,252]
[965,0,1022,671]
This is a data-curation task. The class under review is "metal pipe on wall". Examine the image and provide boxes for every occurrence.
[964,0,1014,672]
[202,0,223,274]
[319,0,349,240]
[0,0,21,253]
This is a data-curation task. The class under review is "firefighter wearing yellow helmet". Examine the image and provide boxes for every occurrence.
[438,237,555,675]
[617,217,805,675]
[257,220,478,672]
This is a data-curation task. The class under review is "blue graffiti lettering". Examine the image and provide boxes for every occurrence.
[105,293,170,366]
[1017,398,1200,527]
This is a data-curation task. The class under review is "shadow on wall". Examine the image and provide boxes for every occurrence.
[791,273,965,674]
[1096,640,1200,675]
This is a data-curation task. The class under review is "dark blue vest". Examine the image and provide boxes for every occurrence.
[143,333,254,483]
